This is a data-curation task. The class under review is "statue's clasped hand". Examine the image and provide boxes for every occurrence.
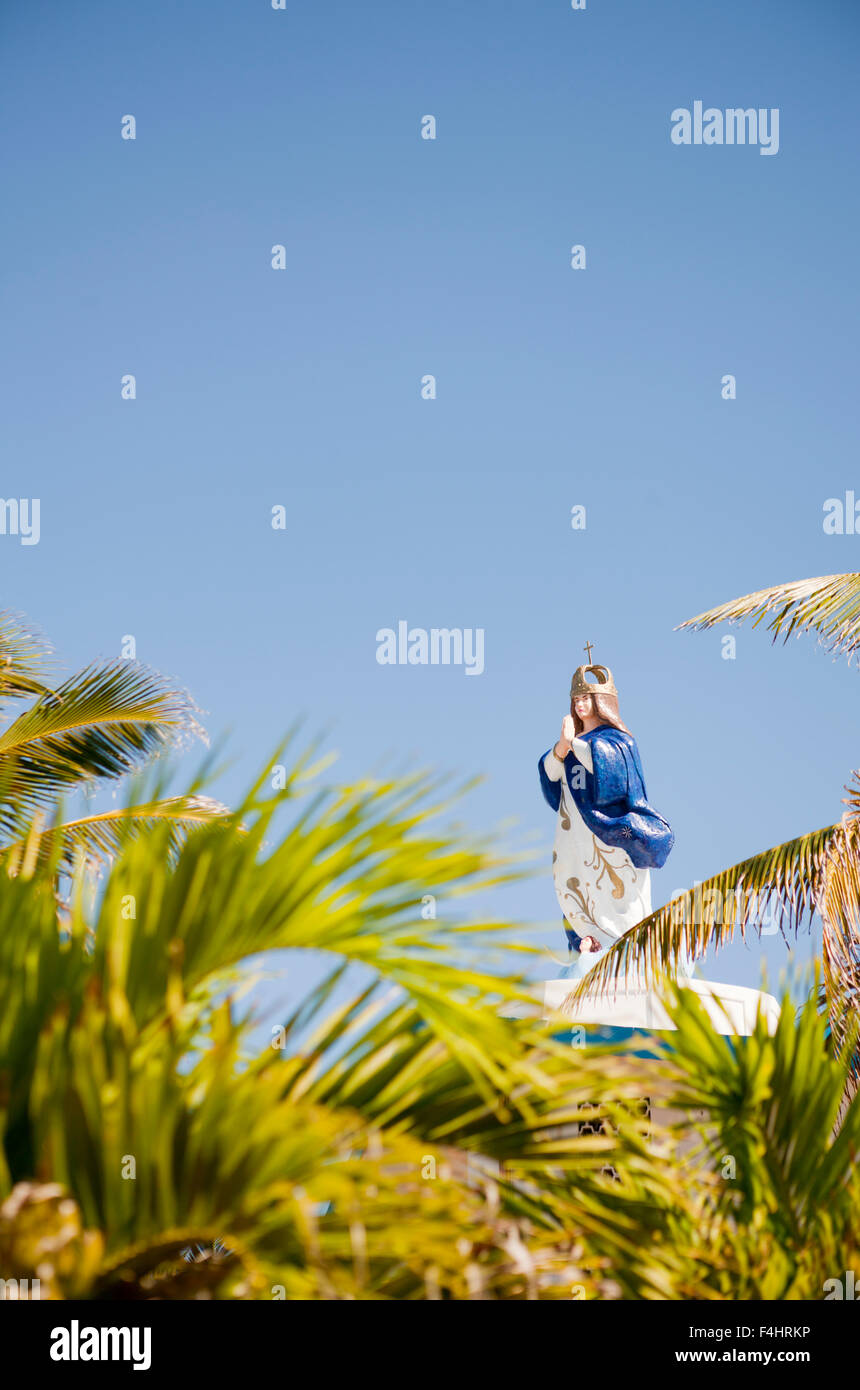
[554,714,577,760]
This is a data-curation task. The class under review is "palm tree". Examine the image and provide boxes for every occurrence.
[0,746,677,1299]
[0,610,226,872]
[646,979,860,1299]
[0,743,858,1299]
[1,604,858,1299]
[574,572,860,1090]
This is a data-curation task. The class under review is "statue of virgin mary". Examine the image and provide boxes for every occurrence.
[538,663,674,978]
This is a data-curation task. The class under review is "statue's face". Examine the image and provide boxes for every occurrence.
[573,694,594,719]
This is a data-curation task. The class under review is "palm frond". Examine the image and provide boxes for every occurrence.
[0,610,53,703]
[818,782,860,1091]
[0,796,231,873]
[91,764,531,1033]
[0,661,206,834]
[677,572,860,664]
[21,958,680,1300]
[653,984,860,1297]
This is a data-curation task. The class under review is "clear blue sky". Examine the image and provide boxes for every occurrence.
[2,0,859,1010]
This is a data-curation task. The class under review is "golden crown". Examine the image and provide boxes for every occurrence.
[570,664,617,700]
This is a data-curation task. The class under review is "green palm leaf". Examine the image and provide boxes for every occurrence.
[678,571,860,664]
[653,985,860,1298]
[0,611,53,703]
[0,796,230,873]
[0,661,205,836]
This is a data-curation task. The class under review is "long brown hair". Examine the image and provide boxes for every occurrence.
[570,691,632,737]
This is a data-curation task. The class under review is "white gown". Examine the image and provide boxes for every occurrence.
[543,745,652,977]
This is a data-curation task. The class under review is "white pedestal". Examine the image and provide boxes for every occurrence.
[543,975,780,1037]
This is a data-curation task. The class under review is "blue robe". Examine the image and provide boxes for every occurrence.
[538,724,674,870]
